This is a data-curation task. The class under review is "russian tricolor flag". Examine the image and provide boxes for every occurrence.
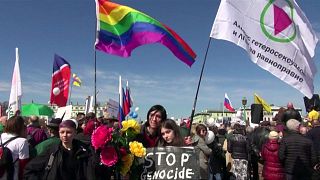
[119,77,133,126]
[224,93,235,112]
[123,81,132,116]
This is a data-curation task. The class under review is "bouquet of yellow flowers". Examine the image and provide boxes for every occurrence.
[91,119,146,176]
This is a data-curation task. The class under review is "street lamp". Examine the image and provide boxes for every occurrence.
[242,97,248,126]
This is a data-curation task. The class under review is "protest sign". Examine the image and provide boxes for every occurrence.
[106,98,119,118]
[55,105,72,119]
[141,146,199,180]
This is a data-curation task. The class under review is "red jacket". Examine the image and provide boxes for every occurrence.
[261,139,285,180]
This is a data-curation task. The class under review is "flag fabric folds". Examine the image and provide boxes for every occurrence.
[95,0,196,67]
[254,93,272,113]
[50,54,71,107]
[8,48,22,118]
[224,93,235,112]
[118,76,125,125]
[123,81,132,117]
[210,0,318,98]
[72,73,82,87]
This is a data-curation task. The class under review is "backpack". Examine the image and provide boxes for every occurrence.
[27,128,39,147]
[0,135,19,179]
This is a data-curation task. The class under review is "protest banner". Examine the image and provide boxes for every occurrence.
[210,0,318,98]
[141,146,199,180]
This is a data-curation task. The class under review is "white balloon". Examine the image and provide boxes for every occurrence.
[53,87,60,96]
[135,107,139,112]
[205,130,215,144]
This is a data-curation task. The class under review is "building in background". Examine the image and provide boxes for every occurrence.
[50,104,105,118]
[193,105,302,125]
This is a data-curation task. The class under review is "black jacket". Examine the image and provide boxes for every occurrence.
[282,109,302,123]
[24,139,95,180]
[306,126,320,156]
[208,141,226,174]
[278,131,317,176]
[227,132,249,160]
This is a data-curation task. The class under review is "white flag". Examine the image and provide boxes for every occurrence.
[210,0,318,98]
[8,48,22,117]
[84,95,94,115]
[118,75,125,121]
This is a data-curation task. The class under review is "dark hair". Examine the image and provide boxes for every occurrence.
[4,116,25,136]
[233,123,246,135]
[29,116,40,127]
[196,124,207,136]
[158,119,184,146]
[145,105,167,127]
[47,118,62,130]
[76,112,86,120]
[86,112,96,120]
[59,120,76,130]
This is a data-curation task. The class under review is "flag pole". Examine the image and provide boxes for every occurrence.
[94,50,97,116]
[94,1,98,117]
[222,101,225,117]
[188,38,212,135]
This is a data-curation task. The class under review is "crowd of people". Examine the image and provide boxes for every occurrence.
[0,103,320,180]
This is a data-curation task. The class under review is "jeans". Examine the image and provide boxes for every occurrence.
[208,173,222,180]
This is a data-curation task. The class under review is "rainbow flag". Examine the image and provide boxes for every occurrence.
[95,0,196,67]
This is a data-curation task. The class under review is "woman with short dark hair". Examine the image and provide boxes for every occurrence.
[137,105,167,148]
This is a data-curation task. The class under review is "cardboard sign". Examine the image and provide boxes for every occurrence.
[106,98,119,118]
[55,105,72,119]
[141,146,199,180]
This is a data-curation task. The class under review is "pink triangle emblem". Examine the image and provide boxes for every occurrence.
[273,5,292,35]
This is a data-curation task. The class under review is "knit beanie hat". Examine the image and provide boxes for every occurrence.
[268,131,279,139]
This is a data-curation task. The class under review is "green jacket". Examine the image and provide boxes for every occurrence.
[0,124,4,134]
[34,137,60,156]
